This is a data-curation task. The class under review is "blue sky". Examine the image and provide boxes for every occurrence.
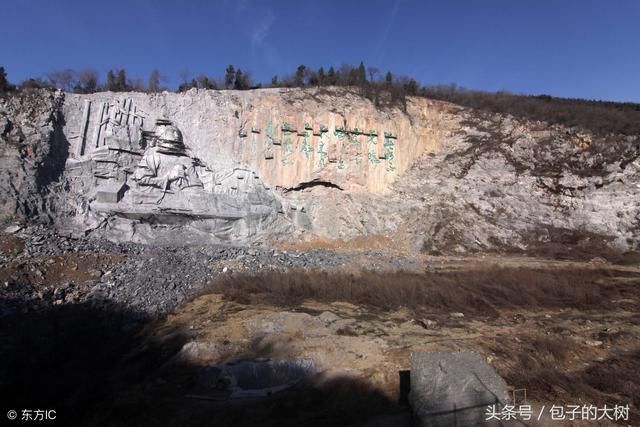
[2,0,639,101]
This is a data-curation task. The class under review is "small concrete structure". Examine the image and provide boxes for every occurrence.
[409,352,510,427]
[95,182,126,203]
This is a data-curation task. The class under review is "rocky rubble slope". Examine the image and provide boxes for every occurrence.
[1,224,421,317]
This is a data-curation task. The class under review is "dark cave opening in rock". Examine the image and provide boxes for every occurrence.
[284,179,343,193]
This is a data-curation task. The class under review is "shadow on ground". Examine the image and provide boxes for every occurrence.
[0,295,407,426]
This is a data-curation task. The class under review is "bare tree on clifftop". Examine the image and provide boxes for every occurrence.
[148,69,161,93]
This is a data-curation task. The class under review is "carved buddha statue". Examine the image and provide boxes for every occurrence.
[134,119,204,194]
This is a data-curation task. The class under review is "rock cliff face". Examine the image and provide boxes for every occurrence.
[60,87,443,194]
[52,87,445,243]
[401,109,640,256]
[299,104,640,257]
[1,87,638,256]
[0,90,65,222]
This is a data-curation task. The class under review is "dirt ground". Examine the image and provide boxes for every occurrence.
[154,257,639,426]
[1,231,638,426]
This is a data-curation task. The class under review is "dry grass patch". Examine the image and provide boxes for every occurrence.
[208,265,639,318]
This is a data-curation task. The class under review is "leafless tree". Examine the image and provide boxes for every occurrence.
[147,69,162,93]
[128,77,145,92]
[75,68,99,93]
[179,69,190,84]
[47,69,78,91]
[367,66,380,82]
[338,64,355,86]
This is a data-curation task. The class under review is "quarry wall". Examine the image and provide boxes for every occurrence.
[2,87,638,255]
[61,87,447,194]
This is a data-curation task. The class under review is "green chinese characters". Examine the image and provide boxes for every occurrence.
[317,136,328,167]
[264,120,276,159]
[300,130,312,159]
[283,137,294,154]
[279,136,292,166]
[367,131,381,164]
[265,120,277,148]
[383,132,396,172]
[368,130,378,144]
[350,128,362,145]
[368,149,381,164]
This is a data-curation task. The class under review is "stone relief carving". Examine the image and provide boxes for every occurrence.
[134,119,205,203]
[71,97,283,242]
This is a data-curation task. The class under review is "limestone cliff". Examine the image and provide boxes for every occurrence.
[61,87,444,194]
[50,87,448,243]
[1,87,638,257]
[299,104,640,258]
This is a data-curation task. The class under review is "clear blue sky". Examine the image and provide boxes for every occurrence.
[2,0,639,102]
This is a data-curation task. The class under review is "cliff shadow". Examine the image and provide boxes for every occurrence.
[35,109,69,191]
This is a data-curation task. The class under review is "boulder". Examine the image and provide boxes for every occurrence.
[409,351,510,427]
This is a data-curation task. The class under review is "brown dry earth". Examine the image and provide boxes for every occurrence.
[135,257,640,426]
[2,231,639,426]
